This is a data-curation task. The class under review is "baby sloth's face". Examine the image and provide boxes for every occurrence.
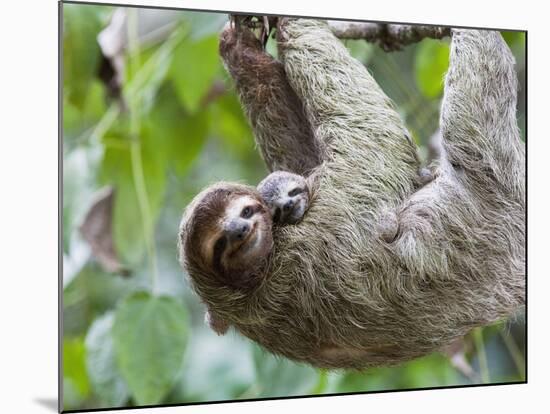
[257,171,310,225]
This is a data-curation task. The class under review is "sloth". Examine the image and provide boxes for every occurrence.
[257,171,310,225]
[179,182,273,293]
[179,18,525,369]
[194,171,312,335]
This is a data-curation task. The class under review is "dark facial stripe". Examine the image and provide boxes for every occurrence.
[212,237,227,274]
[273,207,281,223]
[288,187,305,197]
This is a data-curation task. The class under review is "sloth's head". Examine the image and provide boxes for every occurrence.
[257,171,310,225]
[179,183,273,292]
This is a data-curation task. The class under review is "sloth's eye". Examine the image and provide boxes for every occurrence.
[241,206,253,218]
[288,188,304,197]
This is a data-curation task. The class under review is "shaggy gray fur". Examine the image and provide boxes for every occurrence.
[182,19,525,369]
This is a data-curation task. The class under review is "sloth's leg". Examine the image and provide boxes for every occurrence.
[440,29,524,201]
[276,18,420,200]
[219,24,321,175]
[389,31,525,280]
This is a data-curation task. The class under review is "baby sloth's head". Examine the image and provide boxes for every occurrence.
[257,171,310,225]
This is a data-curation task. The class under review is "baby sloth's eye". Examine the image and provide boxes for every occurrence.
[241,206,253,218]
[288,188,304,197]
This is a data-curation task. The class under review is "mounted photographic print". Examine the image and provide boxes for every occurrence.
[61,1,526,412]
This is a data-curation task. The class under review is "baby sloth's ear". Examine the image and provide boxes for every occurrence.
[204,310,230,336]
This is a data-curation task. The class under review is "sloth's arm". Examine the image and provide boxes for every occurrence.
[219,25,321,175]
[276,18,420,198]
[440,29,524,200]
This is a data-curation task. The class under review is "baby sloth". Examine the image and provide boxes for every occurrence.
[180,173,311,335]
[257,171,310,225]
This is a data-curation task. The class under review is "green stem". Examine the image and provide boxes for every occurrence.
[500,330,525,380]
[88,105,120,145]
[238,383,260,399]
[474,328,490,383]
[127,9,159,294]
[130,140,159,293]
[311,370,329,394]
[127,9,141,78]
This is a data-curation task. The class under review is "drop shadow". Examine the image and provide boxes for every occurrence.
[34,397,58,412]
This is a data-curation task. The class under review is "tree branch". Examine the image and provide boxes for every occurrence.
[328,21,451,51]
[230,15,450,52]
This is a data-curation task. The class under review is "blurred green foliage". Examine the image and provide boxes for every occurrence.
[85,312,129,407]
[62,4,526,411]
[414,39,449,99]
[112,292,189,405]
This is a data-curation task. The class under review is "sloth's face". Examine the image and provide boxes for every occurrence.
[203,194,273,282]
[265,176,309,225]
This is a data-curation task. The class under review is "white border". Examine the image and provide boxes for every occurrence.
[1,0,546,413]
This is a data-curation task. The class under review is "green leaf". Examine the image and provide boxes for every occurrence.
[63,263,132,337]
[172,109,211,175]
[63,337,91,405]
[99,127,166,265]
[394,353,459,388]
[329,353,460,394]
[210,93,254,154]
[251,344,319,398]
[414,39,450,99]
[501,31,525,49]
[82,81,109,124]
[173,329,254,402]
[123,32,182,116]
[170,35,220,113]
[63,4,103,109]
[112,292,189,405]
[265,36,279,59]
[85,312,130,407]
[146,84,210,176]
[501,31,526,67]
[332,370,388,393]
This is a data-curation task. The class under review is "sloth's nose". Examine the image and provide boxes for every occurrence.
[227,221,250,241]
[283,199,294,212]
[235,224,249,240]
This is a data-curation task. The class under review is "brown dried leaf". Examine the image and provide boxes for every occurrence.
[79,187,130,276]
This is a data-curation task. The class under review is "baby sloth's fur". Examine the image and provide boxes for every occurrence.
[180,18,525,370]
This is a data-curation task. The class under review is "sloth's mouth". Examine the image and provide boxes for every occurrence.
[276,197,306,224]
[233,222,258,254]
